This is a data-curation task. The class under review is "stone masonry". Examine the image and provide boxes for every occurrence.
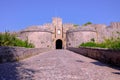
[17,17,120,49]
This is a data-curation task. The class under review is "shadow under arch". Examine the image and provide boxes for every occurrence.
[56,39,62,49]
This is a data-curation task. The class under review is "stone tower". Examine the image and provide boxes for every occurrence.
[52,17,65,49]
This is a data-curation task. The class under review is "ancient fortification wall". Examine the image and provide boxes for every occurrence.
[15,18,120,49]
[106,22,120,38]
[66,29,97,47]
[18,27,52,48]
[66,22,120,48]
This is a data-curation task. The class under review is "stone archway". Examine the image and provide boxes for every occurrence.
[56,39,62,49]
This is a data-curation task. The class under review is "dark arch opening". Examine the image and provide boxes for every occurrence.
[56,39,62,49]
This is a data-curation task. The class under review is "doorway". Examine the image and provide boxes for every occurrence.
[56,39,62,49]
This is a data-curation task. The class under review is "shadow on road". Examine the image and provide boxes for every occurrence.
[76,60,84,63]
[0,47,35,80]
[91,61,120,70]
[0,62,36,80]
[0,62,22,80]
[91,61,120,75]
[91,61,107,66]
[112,72,120,75]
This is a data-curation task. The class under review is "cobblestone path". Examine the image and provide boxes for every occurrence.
[0,50,120,80]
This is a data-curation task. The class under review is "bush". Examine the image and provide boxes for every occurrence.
[104,38,120,50]
[0,32,34,48]
[83,22,92,26]
[80,37,120,50]
[80,42,97,47]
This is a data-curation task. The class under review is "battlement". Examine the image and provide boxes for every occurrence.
[52,17,62,21]
[52,17,62,26]
[67,27,96,33]
[110,22,120,28]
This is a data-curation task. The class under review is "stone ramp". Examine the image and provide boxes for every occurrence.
[0,50,120,80]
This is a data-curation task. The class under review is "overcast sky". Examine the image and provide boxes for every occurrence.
[0,0,120,32]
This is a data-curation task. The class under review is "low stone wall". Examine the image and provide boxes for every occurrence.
[67,47,120,66]
[0,46,51,63]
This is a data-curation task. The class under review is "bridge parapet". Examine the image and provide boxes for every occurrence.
[67,47,120,67]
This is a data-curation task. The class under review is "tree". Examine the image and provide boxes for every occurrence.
[83,22,92,26]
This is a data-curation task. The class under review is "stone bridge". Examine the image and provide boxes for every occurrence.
[0,50,120,80]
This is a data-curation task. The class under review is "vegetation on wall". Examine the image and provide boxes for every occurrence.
[73,24,79,28]
[80,37,120,50]
[83,22,92,26]
[0,32,34,48]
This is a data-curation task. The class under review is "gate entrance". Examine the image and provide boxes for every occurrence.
[56,39,62,49]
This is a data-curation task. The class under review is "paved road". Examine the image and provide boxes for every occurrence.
[0,50,120,80]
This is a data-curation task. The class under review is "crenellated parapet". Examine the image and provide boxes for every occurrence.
[52,17,62,27]
[111,22,120,28]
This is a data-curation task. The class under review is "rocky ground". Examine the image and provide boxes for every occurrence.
[0,50,120,80]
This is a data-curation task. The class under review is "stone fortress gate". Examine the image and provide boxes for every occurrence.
[17,17,120,49]
[52,18,65,49]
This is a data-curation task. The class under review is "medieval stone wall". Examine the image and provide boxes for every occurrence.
[66,22,120,48]
[106,22,120,38]
[27,32,52,48]
[15,18,120,49]
[17,27,52,48]
[79,24,107,42]
[43,23,54,32]
[66,30,97,47]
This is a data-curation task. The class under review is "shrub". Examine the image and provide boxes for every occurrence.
[104,38,120,50]
[80,42,97,47]
[80,37,120,50]
[0,32,34,48]
[83,22,92,26]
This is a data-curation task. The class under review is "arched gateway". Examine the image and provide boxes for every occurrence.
[56,39,62,49]
[52,18,66,49]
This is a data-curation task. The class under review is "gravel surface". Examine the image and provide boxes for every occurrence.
[0,50,120,80]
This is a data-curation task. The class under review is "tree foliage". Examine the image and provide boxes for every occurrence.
[0,32,34,48]
[83,22,92,26]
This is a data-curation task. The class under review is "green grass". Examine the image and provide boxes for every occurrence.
[80,38,120,50]
[0,32,34,48]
